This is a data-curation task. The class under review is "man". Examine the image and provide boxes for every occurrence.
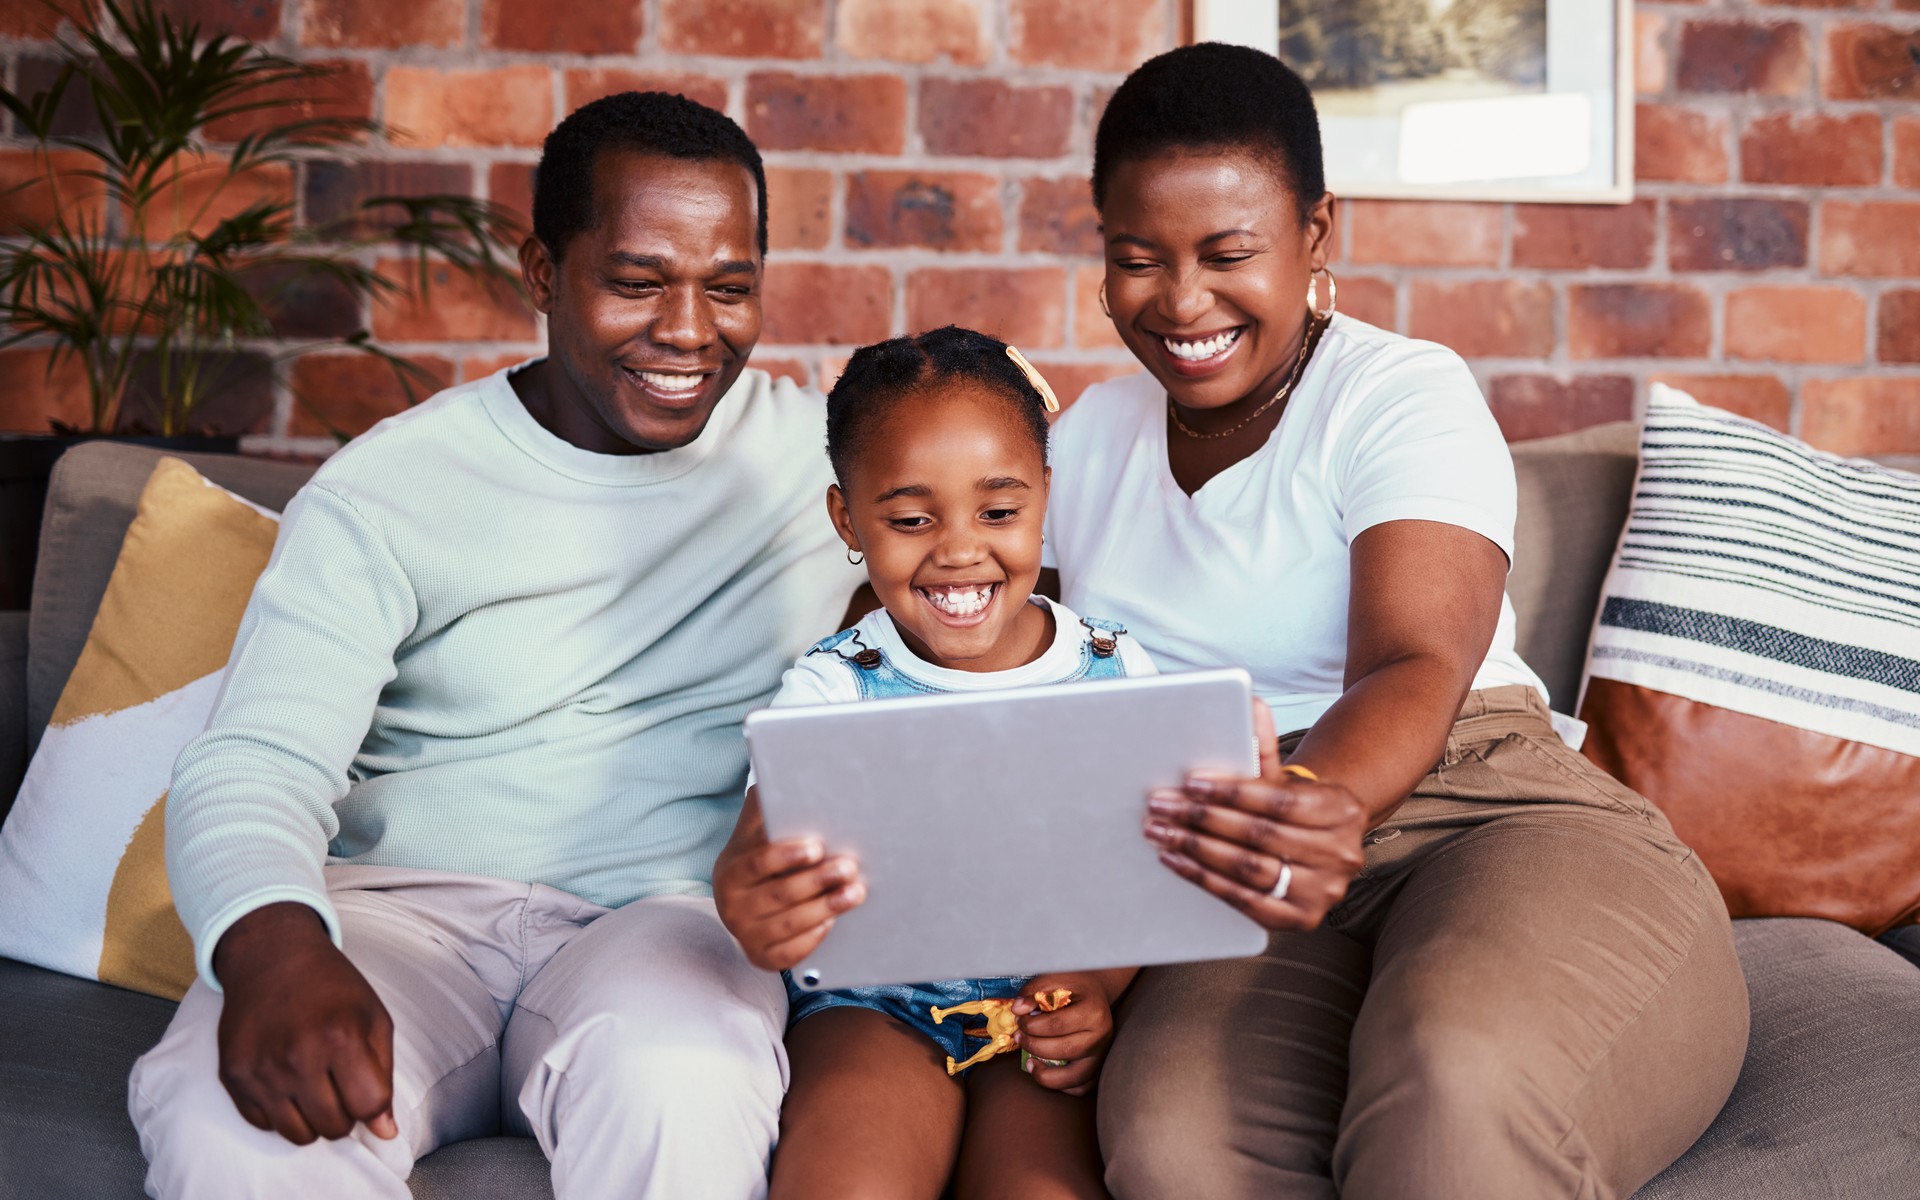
[128,92,861,1199]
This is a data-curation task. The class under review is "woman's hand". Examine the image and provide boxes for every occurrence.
[1143,701,1366,931]
[713,789,867,972]
[1011,968,1135,1096]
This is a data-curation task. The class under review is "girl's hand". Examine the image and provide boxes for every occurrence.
[713,789,867,972]
[1143,700,1366,931]
[1011,968,1134,1096]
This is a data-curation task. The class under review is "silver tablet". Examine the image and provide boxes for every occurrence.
[744,668,1269,991]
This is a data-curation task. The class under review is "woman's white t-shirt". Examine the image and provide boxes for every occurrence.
[1043,314,1546,737]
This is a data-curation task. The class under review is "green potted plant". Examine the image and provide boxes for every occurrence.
[0,0,525,604]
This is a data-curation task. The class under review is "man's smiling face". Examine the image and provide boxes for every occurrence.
[521,150,763,454]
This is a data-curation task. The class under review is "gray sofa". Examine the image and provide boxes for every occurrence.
[1,429,1917,1199]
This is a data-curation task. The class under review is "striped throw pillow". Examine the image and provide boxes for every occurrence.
[1578,385,1920,934]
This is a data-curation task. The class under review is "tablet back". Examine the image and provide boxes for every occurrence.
[745,668,1269,991]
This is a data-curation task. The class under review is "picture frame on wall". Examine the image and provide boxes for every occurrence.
[1193,0,1634,204]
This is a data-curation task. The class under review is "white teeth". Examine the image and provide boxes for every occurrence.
[1162,328,1242,362]
[922,584,995,617]
[636,371,703,392]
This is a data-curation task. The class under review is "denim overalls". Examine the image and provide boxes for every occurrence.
[782,614,1134,1061]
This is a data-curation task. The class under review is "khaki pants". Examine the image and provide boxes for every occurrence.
[1098,686,1749,1200]
[129,868,789,1200]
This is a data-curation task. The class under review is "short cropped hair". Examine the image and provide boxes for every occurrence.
[532,91,768,261]
[826,327,1052,487]
[1092,42,1325,219]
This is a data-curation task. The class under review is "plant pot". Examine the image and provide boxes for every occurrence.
[0,432,241,610]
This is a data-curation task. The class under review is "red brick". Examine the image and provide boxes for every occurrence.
[906,268,1067,349]
[481,162,534,240]
[1019,177,1101,256]
[145,155,294,240]
[483,0,641,53]
[762,264,893,345]
[1801,378,1920,456]
[846,171,1002,253]
[1487,375,1634,442]
[1879,291,1920,364]
[152,0,279,39]
[206,59,373,143]
[564,69,729,117]
[306,161,476,240]
[1740,112,1882,186]
[1667,198,1808,272]
[290,353,454,439]
[461,352,538,383]
[369,260,537,343]
[1820,201,1920,277]
[1347,200,1504,267]
[0,0,92,38]
[0,349,92,433]
[250,263,361,339]
[0,149,107,233]
[1725,286,1867,364]
[1647,373,1791,431]
[1408,281,1554,360]
[766,167,833,252]
[746,74,906,154]
[751,357,809,387]
[1636,11,1669,96]
[1028,359,1136,414]
[1008,0,1163,71]
[818,354,851,391]
[919,79,1075,159]
[1823,23,1920,100]
[386,67,553,150]
[301,0,461,47]
[661,0,826,59]
[1512,202,1655,270]
[1072,266,1122,350]
[13,55,100,139]
[1569,284,1712,359]
[1676,20,1811,96]
[1635,104,1730,184]
[1335,275,1397,331]
[836,0,987,66]
[1897,119,1920,189]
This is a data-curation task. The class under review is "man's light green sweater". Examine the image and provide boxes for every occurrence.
[167,365,859,987]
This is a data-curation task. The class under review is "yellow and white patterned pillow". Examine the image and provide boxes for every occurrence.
[0,457,278,999]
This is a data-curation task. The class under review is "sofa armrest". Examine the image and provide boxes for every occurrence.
[0,610,28,822]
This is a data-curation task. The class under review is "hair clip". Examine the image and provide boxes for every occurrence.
[1005,345,1060,414]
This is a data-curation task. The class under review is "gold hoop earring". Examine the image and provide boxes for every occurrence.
[1307,267,1338,321]
[1098,281,1110,319]
[846,547,863,565]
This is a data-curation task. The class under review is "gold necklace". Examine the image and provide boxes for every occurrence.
[1168,315,1326,441]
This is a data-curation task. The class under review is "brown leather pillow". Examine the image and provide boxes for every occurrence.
[1577,387,1920,936]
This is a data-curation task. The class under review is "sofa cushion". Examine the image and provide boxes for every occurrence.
[1636,918,1920,1200]
[1508,421,1637,709]
[1578,389,1920,935]
[27,443,312,755]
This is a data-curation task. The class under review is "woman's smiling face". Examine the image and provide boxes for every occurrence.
[828,382,1051,673]
[1100,150,1334,415]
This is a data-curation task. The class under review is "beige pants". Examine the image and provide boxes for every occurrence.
[1098,686,1749,1200]
[128,867,789,1200]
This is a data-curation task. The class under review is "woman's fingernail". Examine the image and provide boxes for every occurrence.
[1160,850,1195,871]
[1185,773,1229,796]
[1023,1057,1036,1073]
[1143,819,1172,842]
[1146,793,1180,816]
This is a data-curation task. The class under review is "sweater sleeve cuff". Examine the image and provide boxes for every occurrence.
[193,886,343,994]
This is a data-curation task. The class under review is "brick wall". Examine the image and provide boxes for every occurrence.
[0,0,1916,456]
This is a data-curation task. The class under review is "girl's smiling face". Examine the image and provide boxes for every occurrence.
[828,382,1052,673]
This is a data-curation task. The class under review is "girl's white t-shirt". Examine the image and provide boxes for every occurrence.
[1043,314,1547,737]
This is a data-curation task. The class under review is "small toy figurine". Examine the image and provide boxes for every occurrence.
[930,988,1073,1076]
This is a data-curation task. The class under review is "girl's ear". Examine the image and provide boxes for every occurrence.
[1041,464,1052,502]
[1305,192,1336,272]
[825,484,860,553]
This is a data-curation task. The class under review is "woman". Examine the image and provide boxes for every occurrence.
[1039,43,1749,1199]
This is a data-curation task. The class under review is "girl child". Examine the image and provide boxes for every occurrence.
[713,326,1152,1200]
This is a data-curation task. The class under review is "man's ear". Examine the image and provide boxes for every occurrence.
[519,236,557,314]
[825,484,861,554]
[1306,192,1337,273]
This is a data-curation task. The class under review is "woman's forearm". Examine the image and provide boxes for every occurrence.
[1281,653,1468,828]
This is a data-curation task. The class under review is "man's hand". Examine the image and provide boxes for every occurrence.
[211,902,398,1146]
[714,789,866,972]
[1012,968,1136,1096]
